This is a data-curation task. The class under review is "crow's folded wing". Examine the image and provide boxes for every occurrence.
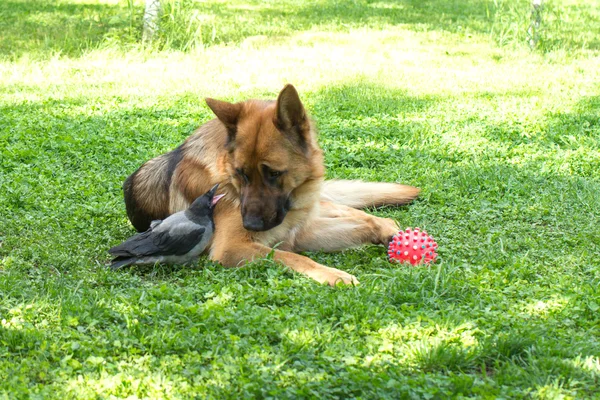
[109,226,205,257]
[153,226,206,255]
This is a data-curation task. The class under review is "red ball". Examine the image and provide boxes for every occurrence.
[388,227,438,265]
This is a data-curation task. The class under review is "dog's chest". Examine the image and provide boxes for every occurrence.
[252,206,315,249]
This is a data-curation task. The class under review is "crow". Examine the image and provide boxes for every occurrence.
[109,184,224,270]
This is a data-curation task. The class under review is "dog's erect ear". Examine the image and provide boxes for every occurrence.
[275,84,305,129]
[205,98,242,127]
[274,84,309,151]
[206,98,242,146]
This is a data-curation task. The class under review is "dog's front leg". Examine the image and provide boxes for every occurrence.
[210,238,358,286]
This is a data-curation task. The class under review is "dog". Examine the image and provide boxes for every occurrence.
[123,84,420,285]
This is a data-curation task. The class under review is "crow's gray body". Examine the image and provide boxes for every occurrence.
[109,185,221,269]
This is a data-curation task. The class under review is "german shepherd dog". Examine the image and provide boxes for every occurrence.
[123,84,419,285]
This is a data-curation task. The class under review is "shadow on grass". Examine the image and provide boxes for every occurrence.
[1,263,600,397]
[187,0,600,51]
[3,0,599,59]
[2,0,490,58]
[1,82,600,396]
[199,0,492,41]
[2,83,598,265]
[0,0,140,59]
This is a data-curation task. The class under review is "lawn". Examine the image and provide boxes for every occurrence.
[1,0,600,398]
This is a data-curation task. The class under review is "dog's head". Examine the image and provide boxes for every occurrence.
[206,84,323,232]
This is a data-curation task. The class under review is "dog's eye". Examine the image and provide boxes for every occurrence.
[262,166,284,182]
[236,168,249,183]
[268,170,282,178]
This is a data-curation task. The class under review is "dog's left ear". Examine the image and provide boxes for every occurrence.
[206,98,242,146]
[274,84,310,151]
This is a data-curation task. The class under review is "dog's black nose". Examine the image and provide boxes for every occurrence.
[243,216,265,231]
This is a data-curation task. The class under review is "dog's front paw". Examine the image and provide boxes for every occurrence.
[307,266,359,286]
[329,268,360,286]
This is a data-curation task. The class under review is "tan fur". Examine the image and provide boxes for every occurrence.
[321,180,421,208]
[132,156,171,217]
[169,158,210,213]
[123,85,420,286]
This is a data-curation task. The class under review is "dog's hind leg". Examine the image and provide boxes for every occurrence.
[320,180,420,209]
[293,201,399,253]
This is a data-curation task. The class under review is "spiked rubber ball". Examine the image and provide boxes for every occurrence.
[388,228,438,265]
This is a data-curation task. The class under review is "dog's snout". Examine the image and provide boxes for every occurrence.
[243,216,265,232]
[240,185,289,232]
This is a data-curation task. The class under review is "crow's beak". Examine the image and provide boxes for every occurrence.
[208,184,224,207]
[212,194,225,207]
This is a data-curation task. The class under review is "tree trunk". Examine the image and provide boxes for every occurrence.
[142,0,161,44]
[527,0,543,49]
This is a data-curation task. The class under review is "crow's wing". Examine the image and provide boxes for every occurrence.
[153,226,206,255]
[109,225,205,258]
[109,229,154,257]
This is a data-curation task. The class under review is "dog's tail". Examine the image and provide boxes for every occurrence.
[320,180,420,209]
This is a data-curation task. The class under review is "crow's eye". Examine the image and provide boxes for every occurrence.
[236,168,249,183]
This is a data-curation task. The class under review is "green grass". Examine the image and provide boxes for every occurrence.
[2,0,600,58]
[1,0,600,398]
